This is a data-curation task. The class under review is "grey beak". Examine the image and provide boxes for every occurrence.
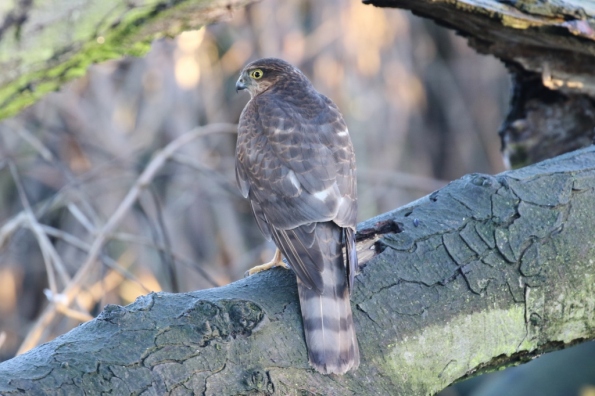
[235,78,246,93]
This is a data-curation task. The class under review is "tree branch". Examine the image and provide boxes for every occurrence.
[0,146,593,395]
[363,0,595,168]
[0,0,256,119]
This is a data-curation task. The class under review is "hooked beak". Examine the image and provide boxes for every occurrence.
[235,77,247,93]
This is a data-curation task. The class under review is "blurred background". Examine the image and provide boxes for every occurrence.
[3,0,590,394]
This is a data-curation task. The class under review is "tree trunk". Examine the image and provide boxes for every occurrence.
[1,146,594,395]
[0,0,255,119]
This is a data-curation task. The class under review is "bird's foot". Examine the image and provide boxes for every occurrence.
[245,249,289,277]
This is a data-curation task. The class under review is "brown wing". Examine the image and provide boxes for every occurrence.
[236,91,357,292]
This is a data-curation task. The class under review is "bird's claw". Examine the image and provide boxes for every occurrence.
[244,259,289,278]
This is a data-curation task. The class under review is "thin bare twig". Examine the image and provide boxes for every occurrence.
[55,304,94,322]
[171,153,242,198]
[67,203,96,234]
[40,225,152,294]
[17,123,237,354]
[0,177,96,257]
[13,121,102,233]
[7,161,70,292]
[136,191,177,291]
[148,186,178,292]
[16,119,148,240]
[0,212,27,249]
[109,232,222,288]
[13,125,55,162]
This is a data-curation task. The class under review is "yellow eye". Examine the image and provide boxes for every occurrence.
[250,69,264,79]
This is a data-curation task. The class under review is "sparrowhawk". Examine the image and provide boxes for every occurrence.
[235,58,359,375]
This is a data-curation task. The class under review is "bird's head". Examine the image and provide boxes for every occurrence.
[236,58,308,98]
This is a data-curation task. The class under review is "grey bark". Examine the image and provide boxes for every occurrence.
[0,146,594,395]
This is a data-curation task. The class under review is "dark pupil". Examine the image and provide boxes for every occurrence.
[254,71,261,78]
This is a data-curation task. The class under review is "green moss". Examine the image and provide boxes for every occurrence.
[0,0,223,120]
[382,305,531,395]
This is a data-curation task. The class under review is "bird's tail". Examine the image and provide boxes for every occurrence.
[296,224,359,375]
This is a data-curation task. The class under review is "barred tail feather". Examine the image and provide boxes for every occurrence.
[344,227,357,294]
[296,223,359,375]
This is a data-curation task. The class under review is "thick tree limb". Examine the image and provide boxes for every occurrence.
[0,0,255,119]
[365,0,595,96]
[364,0,595,168]
[0,146,593,395]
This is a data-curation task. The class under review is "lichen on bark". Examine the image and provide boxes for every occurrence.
[0,0,255,119]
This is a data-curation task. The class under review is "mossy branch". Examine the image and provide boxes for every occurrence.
[0,0,255,120]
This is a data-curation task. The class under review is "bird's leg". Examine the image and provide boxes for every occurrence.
[246,248,289,276]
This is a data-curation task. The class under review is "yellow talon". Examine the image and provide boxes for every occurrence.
[246,249,289,276]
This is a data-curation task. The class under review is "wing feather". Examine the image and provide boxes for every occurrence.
[271,227,322,291]
[236,89,357,290]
